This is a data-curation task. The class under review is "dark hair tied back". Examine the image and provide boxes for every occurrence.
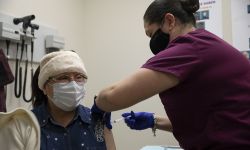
[144,0,198,26]
[180,0,200,13]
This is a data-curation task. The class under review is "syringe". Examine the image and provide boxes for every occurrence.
[112,115,131,124]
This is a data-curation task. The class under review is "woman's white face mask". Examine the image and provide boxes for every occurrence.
[49,81,86,111]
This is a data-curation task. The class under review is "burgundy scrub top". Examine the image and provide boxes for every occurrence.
[143,29,250,150]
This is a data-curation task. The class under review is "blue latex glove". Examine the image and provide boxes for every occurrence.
[122,111,154,130]
[91,96,112,129]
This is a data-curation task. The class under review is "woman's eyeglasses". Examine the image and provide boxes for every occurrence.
[49,73,87,84]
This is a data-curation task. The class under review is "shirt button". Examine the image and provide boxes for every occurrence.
[81,143,85,147]
[54,137,58,141]
[64,133,67,136]
[84,132,87,135]
[47,135,50,139]
[43,120,46,123]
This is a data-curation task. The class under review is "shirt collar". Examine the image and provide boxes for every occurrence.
[35,102,51,127]
[35,103,91,126]
[76,105,92,124]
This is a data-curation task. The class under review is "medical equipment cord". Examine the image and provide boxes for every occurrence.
[22,42,34,102]
[14,42,22,98]
[5,40,10,59]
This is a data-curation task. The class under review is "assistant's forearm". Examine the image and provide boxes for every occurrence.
[95,68,179,112]
[96,86,128,112]
[96,82,144,112]
[154,115,173,132]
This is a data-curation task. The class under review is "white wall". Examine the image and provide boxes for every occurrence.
[0,0,233,149]
[81,1,179,149]
[0,0,91,110]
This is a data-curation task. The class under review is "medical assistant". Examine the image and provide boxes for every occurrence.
[142,29,250,149]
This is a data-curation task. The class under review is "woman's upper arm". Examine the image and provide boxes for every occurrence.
[104,127,116,150]
[97,68,179,111]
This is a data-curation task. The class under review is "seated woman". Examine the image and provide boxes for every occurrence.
[32,50,116,150]
[0,108,40,150]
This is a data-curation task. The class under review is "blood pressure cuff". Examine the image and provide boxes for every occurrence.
[0,49,14,86]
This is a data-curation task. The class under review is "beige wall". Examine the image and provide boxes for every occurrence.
[222,0,233,43]
[0,0,233,149]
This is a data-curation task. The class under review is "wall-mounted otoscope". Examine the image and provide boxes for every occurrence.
[12,14,39,102]
[29,23,39,30]
[29,23,39,36]
[13,15,35,33]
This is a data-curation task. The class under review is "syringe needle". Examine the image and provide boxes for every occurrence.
[113,117,124,123]
[112,115,131,124]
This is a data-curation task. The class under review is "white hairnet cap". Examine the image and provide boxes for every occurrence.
[38,51,87,90]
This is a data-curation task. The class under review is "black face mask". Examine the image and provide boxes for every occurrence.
[149,29,170,55]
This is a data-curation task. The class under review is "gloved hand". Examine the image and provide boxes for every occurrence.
[122,111,154,130]
[91,96,112,129]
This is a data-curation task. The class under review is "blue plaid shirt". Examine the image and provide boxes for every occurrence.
[32,103,106,150]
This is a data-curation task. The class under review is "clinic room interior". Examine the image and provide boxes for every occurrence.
[0,0,250,150]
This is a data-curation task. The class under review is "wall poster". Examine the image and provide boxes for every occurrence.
[195,0,223,38]
[231,0,250,52]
